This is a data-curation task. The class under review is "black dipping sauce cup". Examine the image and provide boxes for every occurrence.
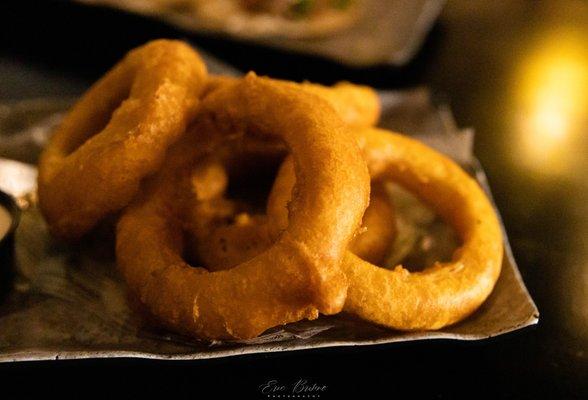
[0,190,20,300]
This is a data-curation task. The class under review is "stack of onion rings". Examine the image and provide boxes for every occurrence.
[38,39,504,341]
[195,128,503,330]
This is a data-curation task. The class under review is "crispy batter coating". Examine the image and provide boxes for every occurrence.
[299,81,380,128]
[203,75,380,128]
[266,158,396,265]
[268,128,504,330]
[38,39,207,240]
[351,184,396,265]
[116,74,370,339]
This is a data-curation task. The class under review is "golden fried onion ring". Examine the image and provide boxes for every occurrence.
[38,40,207,240]
[116,74,370,339]
[187,75,383,270]
[267,128,503,330]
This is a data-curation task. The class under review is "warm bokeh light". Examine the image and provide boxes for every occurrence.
[517,31,588,174]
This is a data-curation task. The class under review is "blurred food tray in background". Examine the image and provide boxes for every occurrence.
[76,0,445,66]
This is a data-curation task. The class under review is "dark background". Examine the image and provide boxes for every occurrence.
[1,1,587,398]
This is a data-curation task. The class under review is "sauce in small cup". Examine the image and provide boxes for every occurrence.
[0,190,21,299]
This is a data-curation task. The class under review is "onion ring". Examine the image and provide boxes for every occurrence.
[38,39,207,240]
[116,74,370,339]
[185,75,383,269]
[267,128,503,330]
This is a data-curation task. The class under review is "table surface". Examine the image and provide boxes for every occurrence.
[1,1,587,398]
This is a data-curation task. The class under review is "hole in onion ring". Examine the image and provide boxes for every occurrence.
[381,183,460,272]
